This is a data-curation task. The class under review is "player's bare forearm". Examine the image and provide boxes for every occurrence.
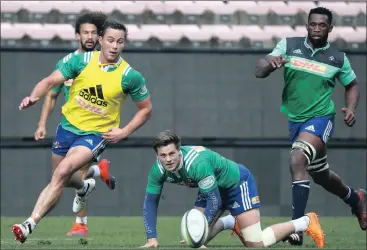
[38,91,58,127]
[122,109,151,136]
[30,70,66,100]
[255,58,276,78]
[121,97,152,137]
[345,79,360,113]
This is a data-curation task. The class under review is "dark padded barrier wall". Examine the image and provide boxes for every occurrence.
[1,52,366,139]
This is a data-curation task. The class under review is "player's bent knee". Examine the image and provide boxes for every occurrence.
[291,140,316,165]
[241,222,262,246]
[290,152,308,171]
[261,227,276,247]
[241,223,277,248]
[53,161,73,182]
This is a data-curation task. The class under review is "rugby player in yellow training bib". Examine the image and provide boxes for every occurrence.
[34,12,117,237]
[14,20,153,244]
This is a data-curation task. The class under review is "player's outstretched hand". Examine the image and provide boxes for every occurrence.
[341,108,356,127]
[139,238,159,248]
[102,127,127,144]
[19,96,39,110]
[34,125,46,141]
[267,55,289,69]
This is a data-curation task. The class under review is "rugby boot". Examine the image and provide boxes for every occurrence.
[98,159,116,190]
[305,212,325,248]
[66,222,88,236]
[284,232,303,245]
[351,188,367,230]
[73,179,96,213]
[12,222,31,244]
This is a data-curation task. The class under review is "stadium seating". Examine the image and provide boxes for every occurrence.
[1,1,366,50]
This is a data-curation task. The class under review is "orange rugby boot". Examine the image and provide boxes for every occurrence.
[305,212,325,248]
[66,222,88,237]
[98,159,116,190]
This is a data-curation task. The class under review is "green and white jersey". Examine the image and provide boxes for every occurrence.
[269,37,356,122]
[52,51,149,135]
[51,50,78,101]
[146,146,240,195]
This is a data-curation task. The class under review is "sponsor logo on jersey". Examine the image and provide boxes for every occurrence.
[79,85,108,107]
[198,175,215,190]
[251,196,260,204]
[292,49,302,55]
[75,97,107,116]
[290,58,326,74]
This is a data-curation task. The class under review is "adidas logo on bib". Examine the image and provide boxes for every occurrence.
[79,85,108,107]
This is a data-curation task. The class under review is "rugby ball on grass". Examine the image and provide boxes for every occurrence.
[181,209,209,248]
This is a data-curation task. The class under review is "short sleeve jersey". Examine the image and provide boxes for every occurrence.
[146,146,240,195]
[51,51,78,101]
[269,37,356,122]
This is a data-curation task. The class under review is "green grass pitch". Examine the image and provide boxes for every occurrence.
[1,216,366,249]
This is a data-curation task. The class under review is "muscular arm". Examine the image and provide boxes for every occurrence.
[143,192,161,239]
[121,69,153,137]
[29,70,67,101]
[344,79,360,113]
[255,38,287,78]
[121,97,152,137]
[37,90,59,128]
[255,56,277,78]
[337,54,360,114]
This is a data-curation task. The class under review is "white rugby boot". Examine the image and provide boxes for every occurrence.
[73,179,96,213]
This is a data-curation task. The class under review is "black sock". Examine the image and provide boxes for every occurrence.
[343,187,360,208]
[292,180,310,219]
